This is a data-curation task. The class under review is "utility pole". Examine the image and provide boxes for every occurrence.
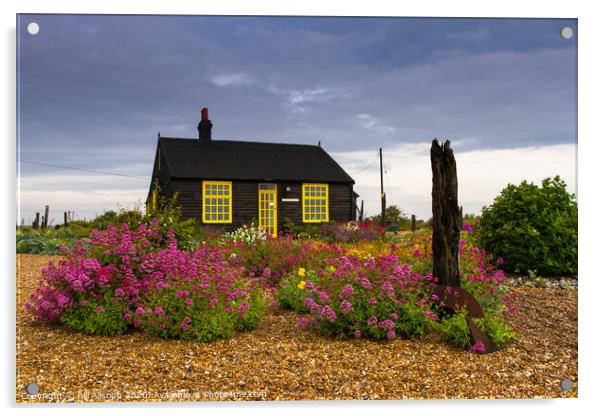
[380,147,385,228]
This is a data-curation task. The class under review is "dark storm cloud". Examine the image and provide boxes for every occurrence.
[16,15,577,221]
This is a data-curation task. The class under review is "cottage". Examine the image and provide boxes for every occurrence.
[147,108,357,236]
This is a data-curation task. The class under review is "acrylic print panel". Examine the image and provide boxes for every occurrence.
[16,14,577,403]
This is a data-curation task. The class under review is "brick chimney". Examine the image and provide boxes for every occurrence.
[197,107,212,142]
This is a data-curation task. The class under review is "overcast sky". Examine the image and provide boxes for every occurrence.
[16,15,577,224]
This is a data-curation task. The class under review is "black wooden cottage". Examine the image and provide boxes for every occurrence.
[146,108,357,236]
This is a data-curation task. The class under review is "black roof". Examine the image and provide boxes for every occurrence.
[157,137,355,184]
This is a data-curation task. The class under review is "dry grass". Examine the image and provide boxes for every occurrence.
[16,254,577,402]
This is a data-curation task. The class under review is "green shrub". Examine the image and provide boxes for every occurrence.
[432,311,471,349]
[276,273,310,313]
[281,217,322,239]
[144,187,202,251]
[233,291,267,331]
[61,299,130,336]
[139,286,265,342]
[474,315,516,349]
[480,176,577,276]
[395,302,430,338]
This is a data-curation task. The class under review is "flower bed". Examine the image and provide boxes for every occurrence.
[275,226,516,351]
[25,220,516,352]
[26,220,265,341]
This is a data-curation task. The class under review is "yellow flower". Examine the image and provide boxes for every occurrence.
[298,267,306,277]
[297,280,306,290]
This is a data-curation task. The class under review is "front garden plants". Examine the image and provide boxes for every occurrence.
[26,219,517,352]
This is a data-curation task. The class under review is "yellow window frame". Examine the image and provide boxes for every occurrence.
[302,183,329,223]
[202,180,233,224]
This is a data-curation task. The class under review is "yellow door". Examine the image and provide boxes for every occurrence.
[258,185,277,237]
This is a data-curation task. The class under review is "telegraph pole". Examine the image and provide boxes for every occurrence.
[380,147,385,227]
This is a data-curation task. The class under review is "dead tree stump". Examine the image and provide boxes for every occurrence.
[430,139,497,353]
[431,139,462,287]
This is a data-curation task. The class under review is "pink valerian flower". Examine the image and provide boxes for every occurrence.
[367,315,378,326]
[114,288,126,297]
[95,306,105,313]
[497,257,504,265]
[135,306,145,315]
[237,301,250,316]
[154,306,164,315]
[431,294,440,302]
[124,311,133,321]
[469,341,486,354]
[261,267,271,278]
[377,319,395,330]
[354,330,362,338]
[424,310,439,321]
[463,223,474,233]
[390,312,399,321]
[177,290,189,298]
[184,297,193,306]
[320,306,337,322]
[304,298,322,314]
[318,291,330,302]
[297,316,311,329]
[387,329,396,340]
[380,281,395,297]
[355,276,372,290]
[340,300,353,314]
[368,298,378,306]
[339,284,355,299]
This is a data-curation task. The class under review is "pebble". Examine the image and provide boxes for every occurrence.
[505,276,577,289]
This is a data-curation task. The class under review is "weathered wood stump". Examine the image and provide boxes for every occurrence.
[430,139,496,353]
[431,139,462,287]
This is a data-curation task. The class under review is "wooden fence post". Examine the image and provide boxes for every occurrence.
[43,205,49,229]
[64,211,68,227]
[411,214,416,232]
[33,212,40,229]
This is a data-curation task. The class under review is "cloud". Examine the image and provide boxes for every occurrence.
[357,113,396,133]
[16,16,576,220]
[288,88,332,105]
[210,73,254,87]
[334,143,576,220]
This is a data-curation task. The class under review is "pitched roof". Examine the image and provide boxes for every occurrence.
[157,137,355,184]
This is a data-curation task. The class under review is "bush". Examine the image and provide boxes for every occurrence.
[222,223,267,244]
[25,221,266,342]
[432,310,471,349]
[62,298,130,336]
[318,221,385,243]
[276,269,312,313]
[289,255,437,341]
[480,176,577,275]
[474,315,516,349]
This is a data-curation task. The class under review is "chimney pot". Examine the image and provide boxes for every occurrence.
[198,107,212,142]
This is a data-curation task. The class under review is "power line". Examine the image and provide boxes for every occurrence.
[18,160,150,180]
[349,151,380,175]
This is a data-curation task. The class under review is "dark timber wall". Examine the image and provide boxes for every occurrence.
[147,147,172,204]
[165,179,354,233]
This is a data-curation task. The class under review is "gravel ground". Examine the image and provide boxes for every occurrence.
[16,254,578,402]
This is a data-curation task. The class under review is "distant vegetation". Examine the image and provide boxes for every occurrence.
[17,193,203,254]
